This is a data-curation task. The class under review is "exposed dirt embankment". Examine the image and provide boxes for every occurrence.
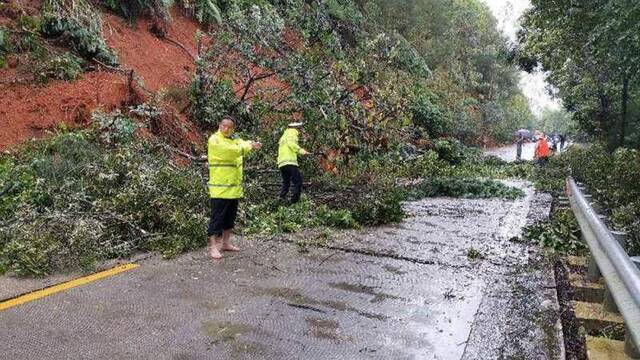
[0,72,127,149]
[0,7,200,151]
[102,9,199,92]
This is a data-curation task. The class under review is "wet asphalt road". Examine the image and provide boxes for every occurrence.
[0,181,562,359]
[485,143,536,162]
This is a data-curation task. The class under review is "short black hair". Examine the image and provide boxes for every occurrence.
[222,115,238,124]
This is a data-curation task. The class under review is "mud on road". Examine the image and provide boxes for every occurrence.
[0,181,562,359]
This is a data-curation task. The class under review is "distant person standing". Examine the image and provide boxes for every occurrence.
[534,131,551,165]
[207,117,262,260]
[559,134,566,152]
[515,132,526,161]
[549,134,558,153]
[278,122,309,204]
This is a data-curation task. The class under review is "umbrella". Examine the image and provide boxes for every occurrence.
[515,129,531,137]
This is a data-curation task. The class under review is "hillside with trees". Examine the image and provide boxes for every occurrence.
[0,0,537,275]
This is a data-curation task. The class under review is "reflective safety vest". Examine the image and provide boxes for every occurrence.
[277,128,306,168]
[207,131,253,199]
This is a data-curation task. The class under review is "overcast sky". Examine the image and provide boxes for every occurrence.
[479,0,562,116]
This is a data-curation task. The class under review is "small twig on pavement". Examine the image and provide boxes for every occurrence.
[286,303,326,313]
[317,252,338,267]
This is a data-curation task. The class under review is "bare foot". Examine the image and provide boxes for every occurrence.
[210,246,223,260]
[221,243,240,252]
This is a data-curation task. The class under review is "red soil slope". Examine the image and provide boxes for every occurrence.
[0,72,128,149]
[0,8,200,151]
[103,9,199,92]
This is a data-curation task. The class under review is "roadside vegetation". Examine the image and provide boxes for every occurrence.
[513,145,640,256]
[0,0,542,277]
[517,1,640,150]
[509,1,640,257]
[0,113,527,277]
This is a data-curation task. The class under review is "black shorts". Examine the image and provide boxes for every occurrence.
[207,198,239,236]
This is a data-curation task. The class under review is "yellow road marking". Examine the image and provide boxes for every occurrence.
[0,263,139,311]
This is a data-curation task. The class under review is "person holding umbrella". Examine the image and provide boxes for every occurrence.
[277,122,309,204]
[515,129,530,161]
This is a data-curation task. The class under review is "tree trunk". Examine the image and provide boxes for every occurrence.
[619,75,629,148]
[597,91,611,145]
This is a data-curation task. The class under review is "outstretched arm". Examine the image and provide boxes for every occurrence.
[286,139,308,155]
[209,137,254,160]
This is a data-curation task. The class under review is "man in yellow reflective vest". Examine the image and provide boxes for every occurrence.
[277,122,309,204]
[207,117,262,260]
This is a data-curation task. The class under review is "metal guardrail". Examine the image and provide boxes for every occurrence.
[566,177,640,356]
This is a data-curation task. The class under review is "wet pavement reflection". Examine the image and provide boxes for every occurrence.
[0,182,562,359]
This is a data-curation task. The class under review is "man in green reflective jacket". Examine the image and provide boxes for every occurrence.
[207,117,262,260]
[278,122,308,204]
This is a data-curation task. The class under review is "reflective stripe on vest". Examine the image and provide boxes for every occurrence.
[209,163,239,168]
[278,160,299,167]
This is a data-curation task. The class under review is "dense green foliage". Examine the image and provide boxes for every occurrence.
[0,121,527,276]
[508,144,640,255]
[0,26,8,67]
[566,145,640,254]
[536,108,577,137]
[522,209,584,255]
[36,53,85,83]
[0,128,207,276]
[41,0,118,65]
[190,0,534,164]
[99,0,170,24]
[518,0,640,149]
[178,0,222,25]
[1,0,119,72]
[0,14,54,73]
[368,0,535,144]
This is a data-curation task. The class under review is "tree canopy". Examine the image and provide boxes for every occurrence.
[518,0,640,149]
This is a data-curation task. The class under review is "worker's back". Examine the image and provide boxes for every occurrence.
[535,137,550,158]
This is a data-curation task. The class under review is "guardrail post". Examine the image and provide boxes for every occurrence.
[568,177,640,350]
[625,327,640,359]
[602,231,628,313]
[603,284,620,313]
[586,248,601,281]
[585,199,604,281]
[598,214,609,226]
[630,254,640,324]
[557,196,570,209]
[611,231,628,250]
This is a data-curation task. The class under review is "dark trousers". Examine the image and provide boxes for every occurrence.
[207,198,239,236]
[279,165,303,203]
[536,157,548,166]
